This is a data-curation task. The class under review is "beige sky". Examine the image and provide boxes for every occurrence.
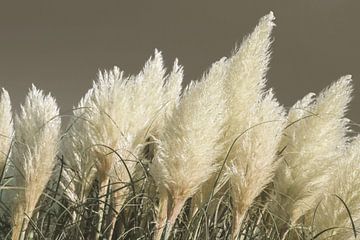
[0,0,359,123]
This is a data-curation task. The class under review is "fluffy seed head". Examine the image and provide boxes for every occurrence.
[228,90,285,226]
[0,89,13,176]
[61,50,177,204]
[307,135,360,239]
[273,75,352,225]
[225,11,275,125]
[151,57,228,203]
[11,85,61,238]
[190,12,278,224]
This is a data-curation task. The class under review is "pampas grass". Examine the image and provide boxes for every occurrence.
[60,87,98,204]
[0,89,13,179]
[304,135,360,240]
[190,12,277,225]
[150,57,228,239]
[0,11,359,240]
[228,90,286,239]
[0,88,13,221]
[215,12,287,239]
[11,85,61,240]
[272,76,352,238]
[60,50,183,239]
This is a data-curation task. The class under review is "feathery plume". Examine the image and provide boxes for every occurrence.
[61,50,175,238]
[0,89,14,219]
[190,12,277,223]
[60,87,98,204]
[155,58,183,134]
[11,85,61,240]
[225,11,275,119]
[151,58,228,238]
[272,75,352,235]
[306,135,360,240]
[137,59,184,240]
[0,89,13,179]
[198,12,279,239]
[107,50,171,239]
[229,90,285,239]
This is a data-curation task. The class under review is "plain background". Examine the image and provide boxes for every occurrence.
[0,0,359,124]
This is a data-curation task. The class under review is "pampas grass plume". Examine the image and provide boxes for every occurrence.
[190,12,277,223]
[11,85,61,240]
[273,75,352,235]
[307,135,360,239]
[151,58,228,238]
[213,11,280,239]
[0,89,13,177]
[229,90,285,239]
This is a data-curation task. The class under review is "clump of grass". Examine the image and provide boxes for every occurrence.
[0,11,359,240]
[58,49,184,239]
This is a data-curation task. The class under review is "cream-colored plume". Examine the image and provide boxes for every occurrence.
[194,12,279,239]
[62,50,165,197]
[191,12,277,224]
[225,11,275,118]
[60,87,98,204]
[0,89,13,178]
[151,58,228,238]
[11,85,61,240]
[229,90,285,239]
[61,50,183,238]
[305,135,360,240]
[273,75,352,234]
